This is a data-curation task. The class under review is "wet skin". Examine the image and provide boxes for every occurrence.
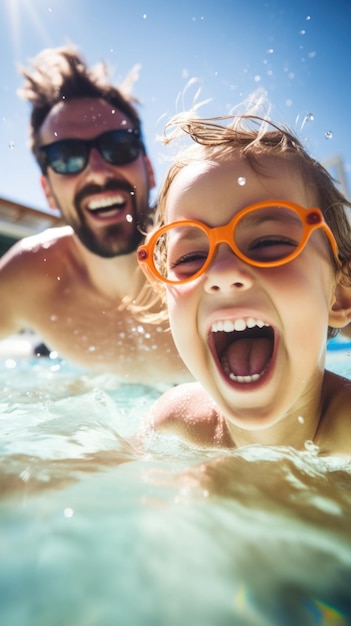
[0,98,190,384]
[158,156,350,447]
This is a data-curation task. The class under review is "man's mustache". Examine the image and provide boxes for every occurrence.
[75,179,136,207]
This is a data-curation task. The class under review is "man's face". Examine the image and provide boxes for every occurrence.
[39,98,155,257]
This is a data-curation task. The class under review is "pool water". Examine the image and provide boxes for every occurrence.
[0,350,351,626]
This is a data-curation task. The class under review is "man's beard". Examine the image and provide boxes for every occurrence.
[69,179,149,258]
[74,219,145,258]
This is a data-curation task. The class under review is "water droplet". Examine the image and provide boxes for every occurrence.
[64,507,74,518]
[254,75,261,83]
[298,112,314,130]
[88,345,96,352]
[237,176,246,186]
[325,130,333,140]
[50,314,58,322]
[304,440,319,454]
[308,51,316,59]
[143,13,147,19]
[9,141,15,149]
[299,29,306,35]
[298,415,305,424]
[306,15,311,21]
[126,214,133,222]
[267,48,274,54]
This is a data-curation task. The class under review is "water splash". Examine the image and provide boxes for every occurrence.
[304,439,320,455]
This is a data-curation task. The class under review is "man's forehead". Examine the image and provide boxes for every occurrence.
[39,97,133,143]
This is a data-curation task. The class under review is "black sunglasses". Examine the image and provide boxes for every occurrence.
[38,128,144,175]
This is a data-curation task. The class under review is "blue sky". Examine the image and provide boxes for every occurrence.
[0,0,350,212]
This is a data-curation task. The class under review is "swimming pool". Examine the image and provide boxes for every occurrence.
[0,349,350,626]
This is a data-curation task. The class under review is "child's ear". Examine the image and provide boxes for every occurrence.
[329,278,351,329]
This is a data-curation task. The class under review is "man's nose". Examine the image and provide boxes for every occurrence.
[85,147,114,177]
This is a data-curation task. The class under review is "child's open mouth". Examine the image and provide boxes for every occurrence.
[209,318,275,384]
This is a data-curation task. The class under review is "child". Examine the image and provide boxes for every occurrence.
[137,110,351,455]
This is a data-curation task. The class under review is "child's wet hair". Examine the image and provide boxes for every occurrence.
[131,107,351,338]
[157,113,351,283]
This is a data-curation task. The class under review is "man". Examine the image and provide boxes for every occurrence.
[0,45,189,384]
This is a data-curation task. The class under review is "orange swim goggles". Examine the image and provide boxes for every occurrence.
[137,200,341,285]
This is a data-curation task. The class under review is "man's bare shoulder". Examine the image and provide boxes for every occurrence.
[148,382,234,448]
[1,226,73,266]
[0,226,77,334]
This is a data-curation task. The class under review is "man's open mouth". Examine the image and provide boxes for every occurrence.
[87,194,127,217]
[209,317,275,384]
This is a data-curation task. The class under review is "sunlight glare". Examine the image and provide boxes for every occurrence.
[4,0,54,58]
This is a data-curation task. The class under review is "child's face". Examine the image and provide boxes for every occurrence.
[164,156,340,433]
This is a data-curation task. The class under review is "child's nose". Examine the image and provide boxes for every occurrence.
[203,244,254,294]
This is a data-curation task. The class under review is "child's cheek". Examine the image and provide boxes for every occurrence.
[166,285,198,339]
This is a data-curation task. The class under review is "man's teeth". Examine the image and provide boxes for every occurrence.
[211,318,269,333]
[88,195,125,211]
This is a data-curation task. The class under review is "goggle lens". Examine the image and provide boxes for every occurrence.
[39,129,142,174]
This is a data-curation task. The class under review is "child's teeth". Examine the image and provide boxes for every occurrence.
[211,318,268,333]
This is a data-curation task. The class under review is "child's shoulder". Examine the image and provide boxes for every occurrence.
[149,382,234,448]
[319,370,351,456]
